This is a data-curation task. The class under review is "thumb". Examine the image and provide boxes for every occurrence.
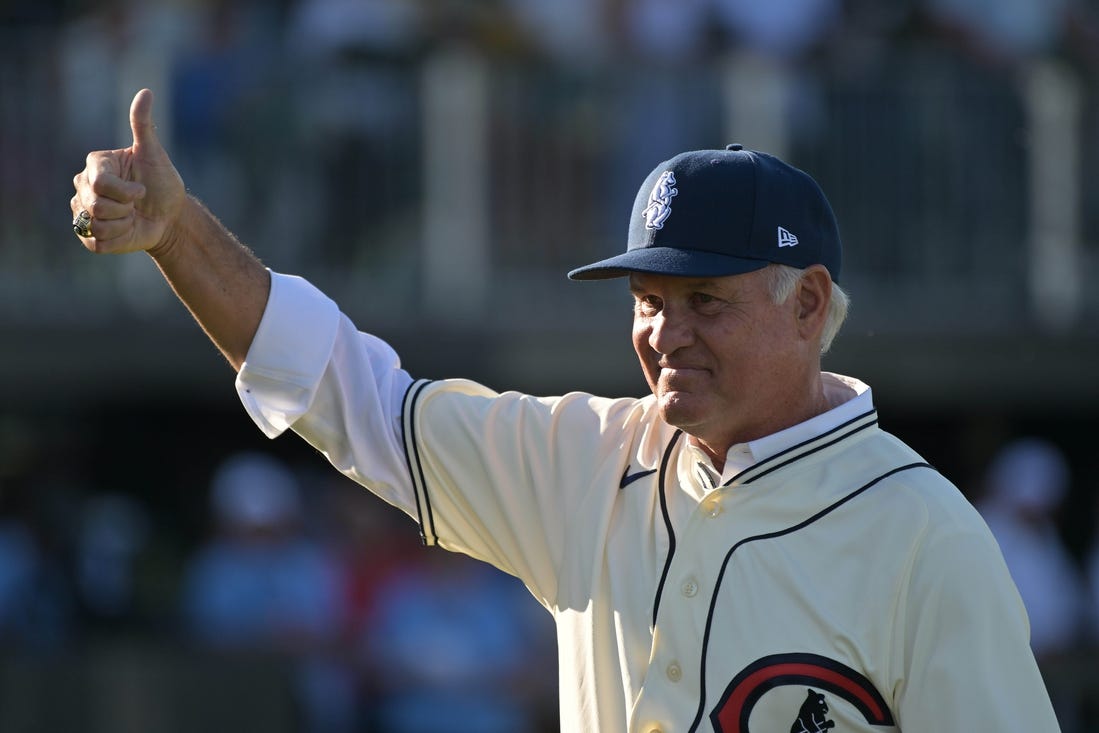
[129,88,163,157]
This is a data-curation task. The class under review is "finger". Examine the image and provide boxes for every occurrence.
[84,213,136,243]
[71,180,131,220]
[73,169,120,217]
[129,88,162,158]
[70,196,97,246]
[70,191,133,241]
[71,210,139,253]
[85,194,136,222]
[81,152,145,203]
[91,172,145,205]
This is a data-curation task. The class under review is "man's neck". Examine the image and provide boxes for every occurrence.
[692,374,832,474]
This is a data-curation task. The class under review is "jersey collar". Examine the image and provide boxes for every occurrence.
[710,372,873,485]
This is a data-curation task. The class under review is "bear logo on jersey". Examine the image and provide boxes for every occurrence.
[790,689,835,733]
[710,653,894,733]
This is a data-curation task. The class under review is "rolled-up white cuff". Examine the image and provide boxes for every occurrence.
[235,271,340,437]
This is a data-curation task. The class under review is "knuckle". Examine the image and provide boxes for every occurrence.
[90,174,121,198]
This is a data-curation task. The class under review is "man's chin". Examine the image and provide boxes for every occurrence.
[656,392,705,432]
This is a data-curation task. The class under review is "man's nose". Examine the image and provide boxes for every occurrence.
[648,309,693,355]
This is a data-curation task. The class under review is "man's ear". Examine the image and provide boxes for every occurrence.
[794,265,832,340]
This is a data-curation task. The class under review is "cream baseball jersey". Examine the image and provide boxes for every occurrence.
[238,273,1060,732]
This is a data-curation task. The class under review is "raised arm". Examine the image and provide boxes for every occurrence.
[70,89,269,371]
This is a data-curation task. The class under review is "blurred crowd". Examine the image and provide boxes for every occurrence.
[0,436,559,732]
[6,0,1099,274]
[5,0,1099,731]
[973,437,1099,730]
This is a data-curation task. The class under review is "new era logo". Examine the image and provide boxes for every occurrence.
[777,226,799,248]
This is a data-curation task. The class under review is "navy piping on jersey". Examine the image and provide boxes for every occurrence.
[685,461,932,733]
[652,430,685,629]
[653,411,877,627]
[402,379,438,546]
[725,409,879,487]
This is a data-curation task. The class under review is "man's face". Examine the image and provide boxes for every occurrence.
[630,268,815,453]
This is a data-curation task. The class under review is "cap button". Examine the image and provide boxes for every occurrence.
[725,143,743,151]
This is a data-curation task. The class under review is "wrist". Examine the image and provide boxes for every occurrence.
[146,195,193,260]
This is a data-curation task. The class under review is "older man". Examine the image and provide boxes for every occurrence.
[72,90,1059,732]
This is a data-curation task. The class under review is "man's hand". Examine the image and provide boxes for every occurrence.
[70,88,185,255]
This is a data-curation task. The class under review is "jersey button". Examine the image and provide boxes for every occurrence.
[681,578,699,597]
[702,499,723,517]
[666,662,682,682]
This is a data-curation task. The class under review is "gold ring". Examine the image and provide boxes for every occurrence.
[73,210,93,238]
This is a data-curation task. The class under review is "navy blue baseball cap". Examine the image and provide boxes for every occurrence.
[568,144,841,283]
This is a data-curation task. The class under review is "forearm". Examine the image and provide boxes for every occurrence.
[149,195,270,371]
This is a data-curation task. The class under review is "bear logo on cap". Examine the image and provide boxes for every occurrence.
[642,171,678,230]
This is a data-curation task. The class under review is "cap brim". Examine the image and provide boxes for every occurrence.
[567,247,771,281]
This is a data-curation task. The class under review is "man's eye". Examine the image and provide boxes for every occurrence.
[635,296,661,315]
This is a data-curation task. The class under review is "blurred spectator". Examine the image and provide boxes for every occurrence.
[713,0,842,61]
[829,0,922,71]
[0,518,72,650]
[284,0,426,268]
[502,0,614,67]
[361,550,557,733]
[711,0,842,158]
[1085,487,1099,643]
[977,438,1089,731]
[313,471,423,726]
[74,493,150,624]
[598,0,724,246]
[169,0,278,226]
[181,451,354,733]
[610,0,714,64]
[317,473,418,638]
[976,438,1086,661]
[920,0,1079,67]
[0,521,45,637]
[58,0,195,154]
[0,420,78,651]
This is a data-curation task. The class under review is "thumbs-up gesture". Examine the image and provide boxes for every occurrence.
[71,89,185,254]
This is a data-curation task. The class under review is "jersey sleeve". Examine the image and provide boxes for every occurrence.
[894,514,1061,731]
[402,379,645,608]
[235,273,658,608]
[236,272,417,514]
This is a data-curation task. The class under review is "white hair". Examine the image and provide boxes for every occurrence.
[763,264,849,353]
